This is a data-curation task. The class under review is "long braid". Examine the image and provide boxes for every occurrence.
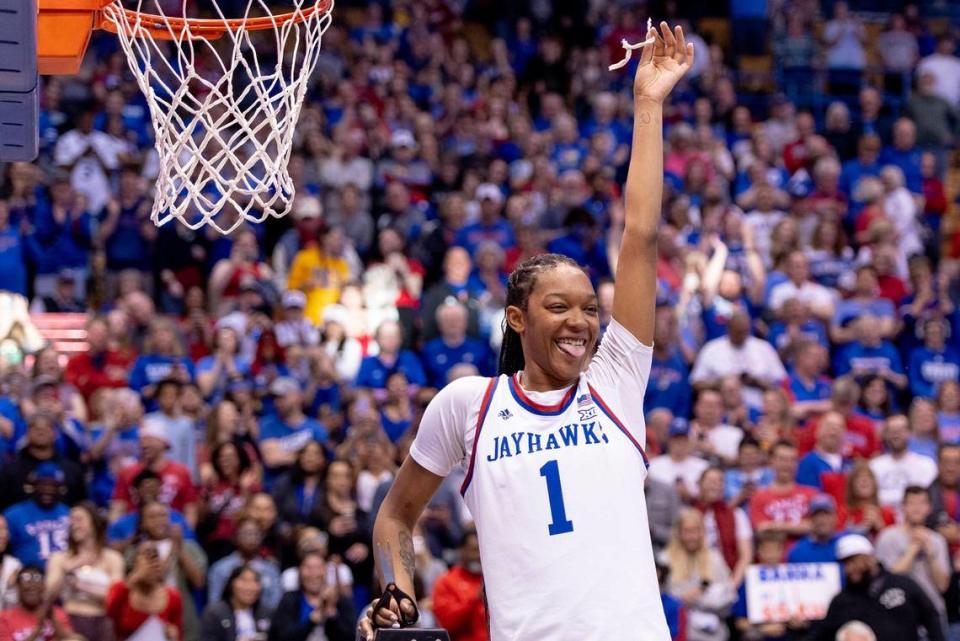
[498,253,582,376]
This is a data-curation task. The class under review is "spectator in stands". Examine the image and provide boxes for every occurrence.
[200,564,272,641]
[832,265,897,343]
[0,200,28,296]
[145,381,196,479]
[876,486,950,631]
[355,320,427,394]
[0,412,85,509]
[906,72,959,151]
[432,528,487,641]
[106,541,183,641]
[649,422,709,502]
[691,310,787,411]
[128,318,195,404]
[129,500,207,640]
[881,118,923,194]
[786,341,833,421]
[797,411,850,492]
[749,440,816,541]
[196,325,250,403]
[927,444,960,551]
[2,465,70,569]
[835,316,908,391]
[647,472,681,552]
[823,2,866,96]
[258,377,327,488]
[45,503,123,639]
[909,318,960,400]
[695,467,752,588]
[423,300,493,388]
[319,460,371,607]
[286,223,352,325]
[840,134,883,199]
[809,534,945,641]
[938,382,960,444]
[690,389,743,467]
[845,462,896,539]
[871,415,939,508]
[271,441,326,530]
[199,440,260,563]
[0,565,74,641]
[64,316,135,401]
[768,250,835,322]
[646,307,692,420]
[208,517,281,612]
[421,247,484,341]
[789,494,842,565]
[877,14,919,94]
[852,87,894,143]
[907,399,939,461]
[663,508,736,641]
[0,514,21,608]
[376,182,425,244]
[732,530,788,641]
[725,436,773,508]
[268,550,354,641]
[110,422,198,528]
[916,36,960,107]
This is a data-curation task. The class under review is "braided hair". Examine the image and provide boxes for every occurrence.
[498,253,584,376]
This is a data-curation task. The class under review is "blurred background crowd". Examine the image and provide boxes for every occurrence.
[1,0,960,640]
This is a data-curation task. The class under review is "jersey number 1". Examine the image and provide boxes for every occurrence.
[539,459,574,535]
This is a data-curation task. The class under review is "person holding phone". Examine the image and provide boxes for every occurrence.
[105,542,183,641]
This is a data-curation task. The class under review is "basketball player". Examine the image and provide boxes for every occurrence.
[360,22,694,641]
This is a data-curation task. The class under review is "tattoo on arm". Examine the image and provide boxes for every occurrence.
[638,112,652,125]
[398,529,416,581]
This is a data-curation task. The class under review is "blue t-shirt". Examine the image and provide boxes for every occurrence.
[661,591,683,640]
[258,415,328,486]
[702,296,753,341]
[724,468,775,502]
[0,226,28,295]
[788,373,834,404]
[546,234,611,285]
[835,342,904,378]
[908,347,960,399]
[834,299,896,328]
[128,355,197,395]
[880,146,923,193]
[107,509,196,544]
[796,451,848,490]
[768,320,829,352]
[380,410,413,443]
[422,337,494,388]
[551,142,589,173]
[645,349,692,420]
[940,412,960,444]
[355,351,427,390]
[86,424,140,507]
[3,500,70,568]
[453,220,515,256]
[0,397,26,457]
[27,207,93,274]
[786,533,843,564]
[839,159,881,197]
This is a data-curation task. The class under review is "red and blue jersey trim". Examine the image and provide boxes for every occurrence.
[508,374,577,416]
[587,384,650,468]
[460,377,499,496]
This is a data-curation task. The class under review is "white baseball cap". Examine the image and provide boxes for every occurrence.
[140,418,171,447]
[475,183,504,204]
[835,534,874,561]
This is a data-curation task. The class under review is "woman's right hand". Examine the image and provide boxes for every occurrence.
[357,594,418,641]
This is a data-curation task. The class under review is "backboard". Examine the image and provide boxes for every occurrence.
[0,0,39,161]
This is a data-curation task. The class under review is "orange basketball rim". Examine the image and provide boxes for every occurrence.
[37,0,333,75]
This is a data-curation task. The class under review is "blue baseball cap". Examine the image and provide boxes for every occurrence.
[808,494,836,515]
[31,462,65,483]
[668,418,690,438]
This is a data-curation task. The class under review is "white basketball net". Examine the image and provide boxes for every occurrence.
[101,0,334,234]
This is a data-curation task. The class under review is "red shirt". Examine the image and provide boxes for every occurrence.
[0,606,72,641]
[64,348,136,400]
[749,484,818,531]
[843,504,896,539]
[112,460,197,513]
[105,581,183,641]
[432,566,488,641]
[877,274,908,306]
[795,413,879,459]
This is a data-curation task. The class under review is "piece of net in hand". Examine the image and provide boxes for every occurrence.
[99,0,333,233]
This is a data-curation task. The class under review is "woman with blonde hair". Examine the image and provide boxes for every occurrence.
[128,318,194,402]
[664,508,737,641]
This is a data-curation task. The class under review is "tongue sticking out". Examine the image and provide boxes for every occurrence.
[557,341,587,358]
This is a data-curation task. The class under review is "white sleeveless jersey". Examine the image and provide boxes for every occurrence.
[410,320,669,641]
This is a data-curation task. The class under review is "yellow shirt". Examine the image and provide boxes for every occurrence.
[287,246,350,323]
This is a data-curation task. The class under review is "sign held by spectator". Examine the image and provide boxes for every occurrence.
[746,563,841,623]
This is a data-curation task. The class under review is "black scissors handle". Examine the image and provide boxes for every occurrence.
[374,582,420,628]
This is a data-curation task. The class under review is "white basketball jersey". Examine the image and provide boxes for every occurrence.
[410,320,669,641]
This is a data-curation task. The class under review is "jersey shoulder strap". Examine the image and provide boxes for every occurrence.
[460,376,500,496]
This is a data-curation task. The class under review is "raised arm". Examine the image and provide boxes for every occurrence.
[613,22,694,344]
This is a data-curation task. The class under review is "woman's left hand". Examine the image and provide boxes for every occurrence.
[632,22,695,105]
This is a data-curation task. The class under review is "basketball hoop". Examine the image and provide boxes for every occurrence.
[95,0,334,234]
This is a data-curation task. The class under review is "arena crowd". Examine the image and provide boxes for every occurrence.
[0,1,960,640]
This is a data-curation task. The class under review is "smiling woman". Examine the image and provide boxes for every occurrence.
[362,21,695,641]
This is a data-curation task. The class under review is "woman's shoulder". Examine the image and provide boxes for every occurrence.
[428,375,498,410]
